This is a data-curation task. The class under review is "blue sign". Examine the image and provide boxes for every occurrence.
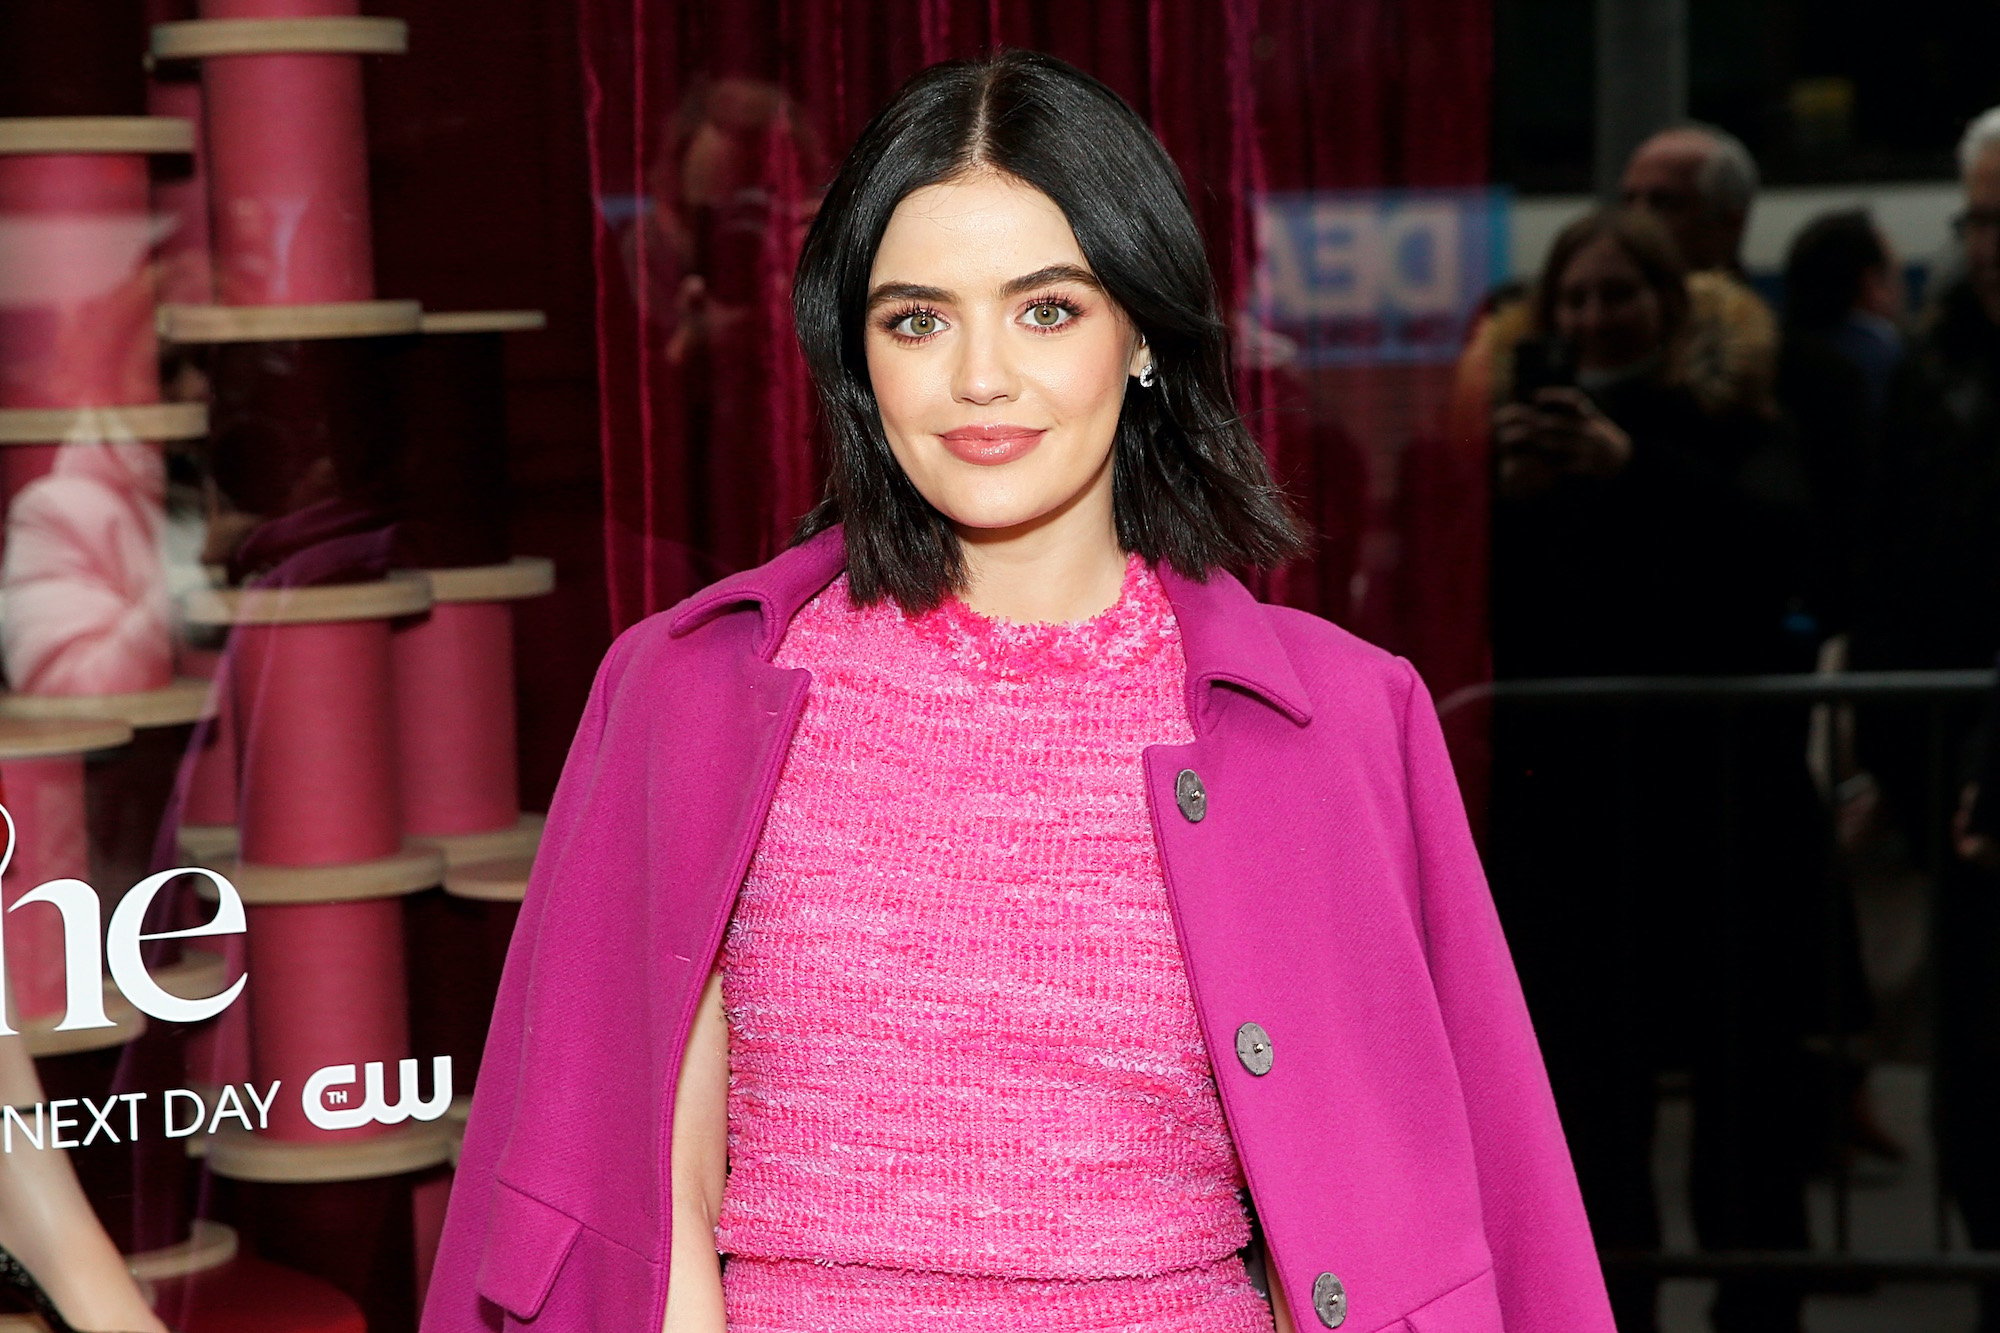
[1250,188,1510,367]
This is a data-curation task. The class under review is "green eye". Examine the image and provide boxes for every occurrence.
[1028,303,1068,327]
[902,311,938,336]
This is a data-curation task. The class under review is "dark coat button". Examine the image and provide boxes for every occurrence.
[1312,1272,1347,1327]
[1175,768,1206,822]
[1235,1021,1273,1075]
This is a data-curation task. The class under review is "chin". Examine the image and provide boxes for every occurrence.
[925,489,1064,534]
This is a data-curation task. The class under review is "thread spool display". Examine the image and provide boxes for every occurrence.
[0,118,197,726]
[152,13,407,305]
[183,576,448,1181]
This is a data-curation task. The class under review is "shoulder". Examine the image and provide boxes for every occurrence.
[1257,599,1425,728]
[1676,271,1779,418]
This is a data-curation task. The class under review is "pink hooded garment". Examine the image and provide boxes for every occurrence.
[1,436,171,696]
[419,524,1616,1333]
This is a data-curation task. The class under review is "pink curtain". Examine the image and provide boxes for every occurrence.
[578,0,1493,723]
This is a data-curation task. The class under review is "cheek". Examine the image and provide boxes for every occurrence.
[1027,325,1131,423]
[1627,297,1662,341]
[864,341,938,437]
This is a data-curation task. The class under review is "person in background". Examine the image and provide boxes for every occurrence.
[1620,123,1758,276]
[1858,107,2000,678]
[1620,123,1782,433]
[1859,103,2000,1333]
[1777,208,1906,634]
[1782,210,1905,415]
[1774,205,1912,1199]
[1487,208,1826,1333]
[1454,123,1781,535]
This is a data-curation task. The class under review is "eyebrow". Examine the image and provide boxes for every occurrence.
[864,263,1103,312]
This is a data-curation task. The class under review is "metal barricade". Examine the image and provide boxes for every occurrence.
[1447,668,1997,1291]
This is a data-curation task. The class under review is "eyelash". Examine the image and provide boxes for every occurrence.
[877,293,1085,343]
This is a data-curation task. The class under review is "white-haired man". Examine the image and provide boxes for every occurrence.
[1620,122,1760,275]
[1956,105,2000,325]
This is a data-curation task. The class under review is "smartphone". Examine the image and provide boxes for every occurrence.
[1511,336,1576,404]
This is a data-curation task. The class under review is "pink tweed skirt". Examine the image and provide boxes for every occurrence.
[722,1252,1276,1333]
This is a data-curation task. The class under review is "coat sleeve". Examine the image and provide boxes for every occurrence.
[418,633,632,1332]
[1397,657,1617,1332]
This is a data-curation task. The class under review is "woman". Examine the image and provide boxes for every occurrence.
[1484,209,1827,1333]
[1488,208,1801,680]
[422,51,1611,1333]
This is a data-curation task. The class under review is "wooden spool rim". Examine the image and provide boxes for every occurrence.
[0,402,207,445]
[418,811,544,868]
[203,1119,453,1184]
[443,854,532,903]
[420,556,556,604]
[182,570,431,626]
[0,117,194,156]
[17,988,145,1058]
[177,824,239,864]
[0,677,214,729]
[126,1219,239,1282]
[418,309,547,335]
[159,299,422,344]
[151,16,408,59]
[0,716,133,759]
[197,842,446,905]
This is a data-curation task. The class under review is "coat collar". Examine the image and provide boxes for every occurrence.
[665,524,1312,729]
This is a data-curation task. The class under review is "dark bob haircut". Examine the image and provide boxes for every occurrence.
[791,48,1307,612]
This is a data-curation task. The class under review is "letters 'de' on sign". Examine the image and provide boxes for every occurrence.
[1250,187,1509,368]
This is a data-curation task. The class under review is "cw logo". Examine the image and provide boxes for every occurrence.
[0,805,247,1036]
[304,1057,453,1131]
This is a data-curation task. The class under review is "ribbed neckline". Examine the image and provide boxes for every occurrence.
[899,551,1181,682]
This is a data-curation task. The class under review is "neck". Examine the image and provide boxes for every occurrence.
[953,471,1127,625]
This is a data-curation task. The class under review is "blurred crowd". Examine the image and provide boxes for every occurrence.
[1465,114,2000,1333]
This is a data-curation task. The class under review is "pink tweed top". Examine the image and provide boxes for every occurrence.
[713,552,1273,1332]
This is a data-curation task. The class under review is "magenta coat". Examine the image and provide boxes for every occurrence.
[419,524,1615,1333]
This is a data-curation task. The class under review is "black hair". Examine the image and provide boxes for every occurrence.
[1782,209,1889,330]
[790,47,1307,612]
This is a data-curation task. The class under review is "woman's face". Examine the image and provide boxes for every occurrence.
[863,169,1149,538]
[1552,235,1666,374]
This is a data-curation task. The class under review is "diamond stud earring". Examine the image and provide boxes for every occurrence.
[1139,362,1155,388]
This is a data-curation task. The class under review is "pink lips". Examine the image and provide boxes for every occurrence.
[938,423,1047,466]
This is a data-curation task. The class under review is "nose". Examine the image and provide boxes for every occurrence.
[950,317,1019,406]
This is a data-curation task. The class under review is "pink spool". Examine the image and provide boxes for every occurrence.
[0,755,91,1021]
[200,53,372,304]
[391,601,516,838]
[244,897,407,1142]
[148,77,215,306]
[180,646,238,826]
[0,152,160,409]
[232,620,401,867]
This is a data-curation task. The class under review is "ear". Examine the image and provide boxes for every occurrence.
[1127,334,1153,379]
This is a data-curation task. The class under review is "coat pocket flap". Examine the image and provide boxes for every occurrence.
[1406,1265,1501,1332]
[476,1177,585,1320]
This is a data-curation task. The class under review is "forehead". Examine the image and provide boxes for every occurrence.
[1623,138,1708,189]
[869,171,1086,285]
[1559,235,1644,285]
